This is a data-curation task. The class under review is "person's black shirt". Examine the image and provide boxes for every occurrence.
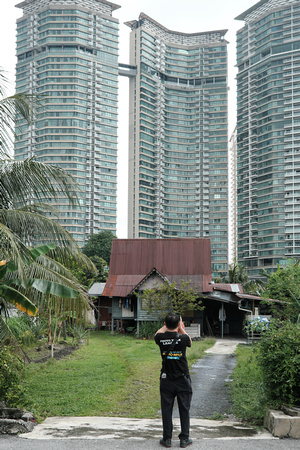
[155,331,191,378]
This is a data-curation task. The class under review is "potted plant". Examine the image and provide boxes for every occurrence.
[73,326,88,345]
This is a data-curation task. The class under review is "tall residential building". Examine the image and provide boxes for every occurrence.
[126,14,229,277]
[229,126,237,263]
[14,0,120,246]
[236,0,300,276]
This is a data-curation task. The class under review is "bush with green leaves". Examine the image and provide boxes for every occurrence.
[7,315,47,345]
[0,345,25,406]
[139,321,162,339]
[257,321,300,406]
[6,315,31,339]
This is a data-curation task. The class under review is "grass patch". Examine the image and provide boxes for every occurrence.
[230,344,268,425]
[21,332,215,420]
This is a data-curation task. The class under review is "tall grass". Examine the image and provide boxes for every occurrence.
[21,332,215,420]
[230,344,268,425]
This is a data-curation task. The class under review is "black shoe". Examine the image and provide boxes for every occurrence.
[180,438,192,448]
[160,438,172,447]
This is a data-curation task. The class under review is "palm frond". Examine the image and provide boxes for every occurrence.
[0,222,33,276]
[5,254,91,308]
[16,201,60,215]
[0,97,33,157]
[0,315,11,342]
[48,247,97,273]
[0,158,80,207]
[0,68,34,156]
[0,284,38,316]
[0,209,81,252]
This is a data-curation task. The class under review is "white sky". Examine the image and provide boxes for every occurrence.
[0,0,255,238]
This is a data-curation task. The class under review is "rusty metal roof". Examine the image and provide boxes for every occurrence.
[103,238,212,297]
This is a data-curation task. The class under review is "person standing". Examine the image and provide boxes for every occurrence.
[155,313,193,448]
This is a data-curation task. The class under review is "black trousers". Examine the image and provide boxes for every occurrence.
[160,375,192,440]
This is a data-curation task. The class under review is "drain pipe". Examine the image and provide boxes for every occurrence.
[238,301,252,314]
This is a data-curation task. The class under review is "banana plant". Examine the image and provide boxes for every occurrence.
[0,259,38,317]
[0,244,80,318]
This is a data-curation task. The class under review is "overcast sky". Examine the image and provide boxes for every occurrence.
[0,0,255,237]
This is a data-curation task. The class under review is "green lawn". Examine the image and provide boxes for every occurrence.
[22,332,215,420]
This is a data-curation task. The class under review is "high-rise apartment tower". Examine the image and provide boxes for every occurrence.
[15,0,120,246]
[236,0,300,276]
[229,126,237,263]
[126,14,229,276]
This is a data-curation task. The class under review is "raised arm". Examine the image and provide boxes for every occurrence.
[178,317,192,345]
[155,324,168,335]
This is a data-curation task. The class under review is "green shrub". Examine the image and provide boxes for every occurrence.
[7,315,32,340]
[0,346,25,406]
[20,329,36,346]
[7,315,47,346]
[31,318,47,340]
[257,321,300,406]
[139,321,163,339]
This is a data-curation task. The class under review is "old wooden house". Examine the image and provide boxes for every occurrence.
[90,238,271,337]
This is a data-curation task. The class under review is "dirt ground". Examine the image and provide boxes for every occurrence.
[24,342,78,364]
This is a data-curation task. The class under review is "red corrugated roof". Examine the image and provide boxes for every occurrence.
[103,238,212,297]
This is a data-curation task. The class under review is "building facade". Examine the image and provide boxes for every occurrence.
[229,126,237,263]
[126,14,229,277]
[236,0,300,276]
[15,0,120,246]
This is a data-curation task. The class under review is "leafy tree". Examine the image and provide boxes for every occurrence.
[82,230,116,265]
[140,280,203,320]
[262,261,300,323]
[69,254,106,288]
[89,255,108,282]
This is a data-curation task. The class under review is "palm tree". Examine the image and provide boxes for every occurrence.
[0,158,87,273]
[218,258,265,295]
[0,68,96,322]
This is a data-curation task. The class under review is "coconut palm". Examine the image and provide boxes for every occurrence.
[0,158,87,273]
[0,68,96,320]
[218,258,264,295]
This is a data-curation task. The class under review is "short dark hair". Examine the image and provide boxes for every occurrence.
[165,313,180,330]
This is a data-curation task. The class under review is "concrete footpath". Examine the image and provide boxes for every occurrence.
[2,415,299,450]
[0,339,299,449]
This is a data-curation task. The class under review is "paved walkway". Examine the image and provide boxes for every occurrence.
[188,338,246,418]
[17,415,273,442]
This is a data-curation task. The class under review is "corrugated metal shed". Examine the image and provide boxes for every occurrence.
[103,238,212,297]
